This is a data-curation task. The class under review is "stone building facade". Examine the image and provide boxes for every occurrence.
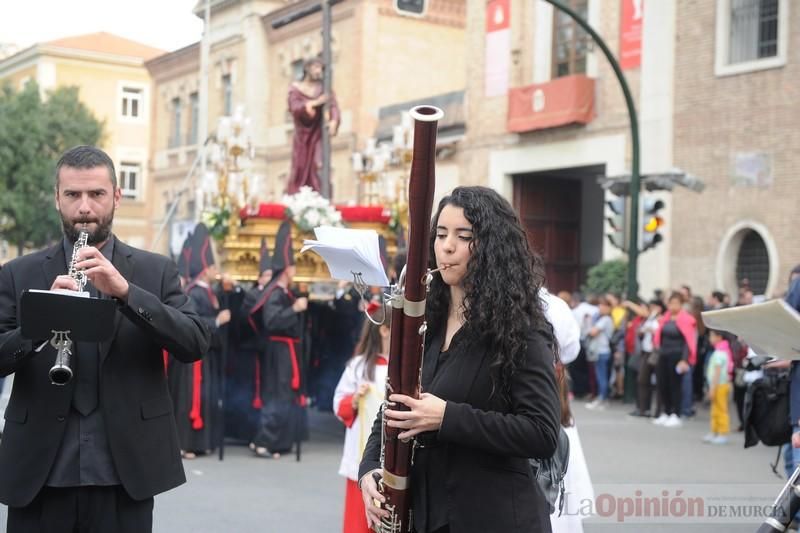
[146,0,466,256]
[459,0,796,299]
[0,32,163,252]
[671,0,797,299]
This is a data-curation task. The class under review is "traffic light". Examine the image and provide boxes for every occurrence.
[605,194,627,251]
[640,196,665,252]
[394,0,427,16]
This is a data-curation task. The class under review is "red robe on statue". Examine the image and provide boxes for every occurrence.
[286,83,340,194]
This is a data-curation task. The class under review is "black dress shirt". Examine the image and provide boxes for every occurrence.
[47,236,120,487]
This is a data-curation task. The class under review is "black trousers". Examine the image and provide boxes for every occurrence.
[7,485,154,533]
[657,351,683,416]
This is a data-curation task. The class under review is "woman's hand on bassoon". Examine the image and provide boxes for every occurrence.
[359,469,388,528]
[385,393,446,440]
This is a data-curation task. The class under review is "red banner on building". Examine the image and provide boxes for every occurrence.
[620,0,643,70]
[486,0,510,32]
[485,0,510,97]
[507,75,595,133]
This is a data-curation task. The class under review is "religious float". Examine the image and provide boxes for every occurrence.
[218,189,402,285]
[197,106,413,288]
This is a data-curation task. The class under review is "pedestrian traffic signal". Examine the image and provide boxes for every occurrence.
[394,0,427,16]
[641,196,665,252]
[605,195,627,252]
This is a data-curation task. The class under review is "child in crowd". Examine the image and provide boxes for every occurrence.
[704,329,733,444]
[332,303,391,533]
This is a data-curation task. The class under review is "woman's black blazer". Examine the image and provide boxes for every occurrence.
[359,327,561,533]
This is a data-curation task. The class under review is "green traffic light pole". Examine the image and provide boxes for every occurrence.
[542,0,641,300]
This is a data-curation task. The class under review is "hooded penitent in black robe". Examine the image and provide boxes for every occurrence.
[252,281,309,454]
[168,281,224,453]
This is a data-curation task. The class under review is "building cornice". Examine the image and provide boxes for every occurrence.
[0,44,39,75]
[145,42,200,77]
[377,0,465,28]
[0,43,150,77]
[192,0,243,19]
[264,0,355,43]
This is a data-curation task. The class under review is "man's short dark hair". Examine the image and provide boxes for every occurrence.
[55,145,117,190]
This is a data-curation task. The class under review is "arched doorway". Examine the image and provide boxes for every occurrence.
[735,230,769,296]
[716,222,779,300]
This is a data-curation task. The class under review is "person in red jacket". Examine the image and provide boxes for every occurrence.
[652,292,697,428]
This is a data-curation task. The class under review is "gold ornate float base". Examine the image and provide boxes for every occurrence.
[220,217,397,284]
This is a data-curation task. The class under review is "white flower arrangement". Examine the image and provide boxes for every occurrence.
[282,186,343,233]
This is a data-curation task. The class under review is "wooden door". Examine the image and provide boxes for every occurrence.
[514,176,582,293]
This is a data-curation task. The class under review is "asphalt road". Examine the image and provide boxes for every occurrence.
[0,377,788,532]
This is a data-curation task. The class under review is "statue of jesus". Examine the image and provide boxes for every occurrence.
[286,57,340,195]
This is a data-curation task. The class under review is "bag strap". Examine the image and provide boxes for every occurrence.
[771,445,784,478]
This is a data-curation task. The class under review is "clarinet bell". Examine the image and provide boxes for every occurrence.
[49,363,73,386]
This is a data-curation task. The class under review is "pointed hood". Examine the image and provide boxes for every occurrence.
[259,237,272,275]
[378,235,388,274]
[271,220,295,272]
[177,229,194,280]
[188,223,215,279]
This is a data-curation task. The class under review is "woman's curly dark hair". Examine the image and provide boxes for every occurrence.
[426,186,556,395]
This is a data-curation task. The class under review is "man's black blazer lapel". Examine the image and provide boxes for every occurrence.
[41,243,67,290]
[100,238,134,363]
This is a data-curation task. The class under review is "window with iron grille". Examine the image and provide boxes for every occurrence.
[119,162,140,200]
[729,0,779,63]
[551,0,589,78]
[222,74,232,116]
[735,230,769,295]
[188,92,199,145]
[170,98,182,148]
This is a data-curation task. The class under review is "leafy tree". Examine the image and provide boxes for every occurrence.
[0,81,104,255]
[583,259,627,296]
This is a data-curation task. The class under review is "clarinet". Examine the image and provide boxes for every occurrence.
[757,466,800,533]
[68,230,90,293]
[48,229,90,385]
[377,105,443,533]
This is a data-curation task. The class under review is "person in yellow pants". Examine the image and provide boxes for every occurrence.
[704,329,733,444]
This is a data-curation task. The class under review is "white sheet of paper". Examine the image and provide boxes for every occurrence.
[301,226,389,287]
[701,299,800,359]
[28,288,90,298]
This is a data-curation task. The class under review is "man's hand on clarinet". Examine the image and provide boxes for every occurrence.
[50,275,79,292]
[74,247,130,300]
[360,469,389,529]
[385,393,446,440]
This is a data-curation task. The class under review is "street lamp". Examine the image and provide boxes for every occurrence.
[200,105,259,240]
[351,111,414,211]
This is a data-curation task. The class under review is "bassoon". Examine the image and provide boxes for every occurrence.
[377,105,444,533]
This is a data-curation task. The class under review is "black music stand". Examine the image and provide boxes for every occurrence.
[20,290,116,342]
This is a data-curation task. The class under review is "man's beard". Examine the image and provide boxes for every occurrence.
[61,210,114,246]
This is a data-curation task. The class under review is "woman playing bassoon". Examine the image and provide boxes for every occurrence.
[359,185,561,533]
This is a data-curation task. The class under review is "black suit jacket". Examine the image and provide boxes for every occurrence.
[0,239,210,507]
[359,327,560,533]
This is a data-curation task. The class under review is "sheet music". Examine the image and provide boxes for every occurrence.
[701,299,800,359]
[28,288,90,298]
[301,226,390,287]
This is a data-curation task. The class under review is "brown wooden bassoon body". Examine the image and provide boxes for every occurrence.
[379,105,443,533]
